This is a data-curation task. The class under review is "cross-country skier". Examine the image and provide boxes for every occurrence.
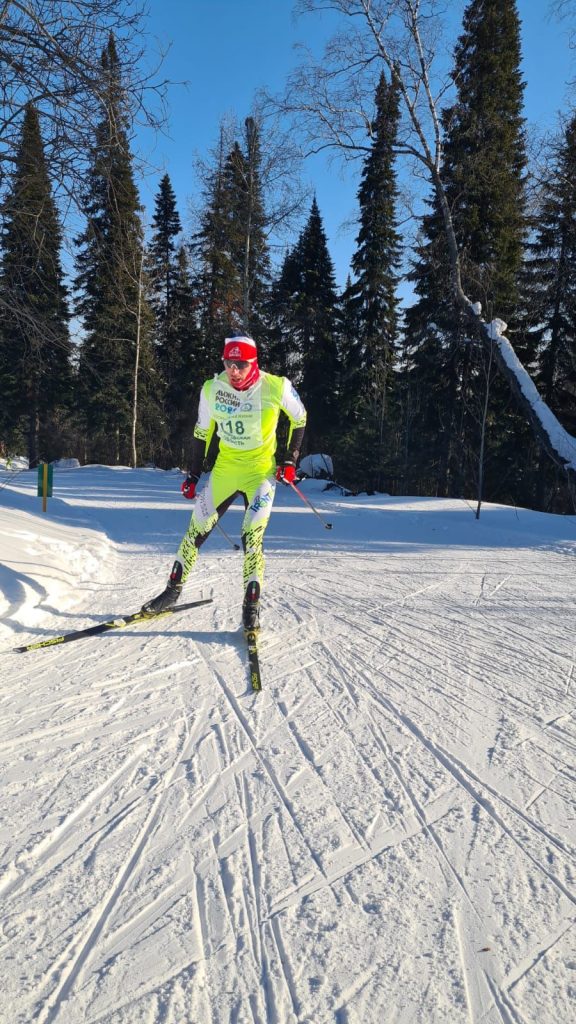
[141,333,307,631]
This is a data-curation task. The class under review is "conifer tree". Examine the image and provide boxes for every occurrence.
[0,103,71,465]
[271,199,340,452]
[149,173,182,344]
[194,118,271,354]
[148,173,186,462]
[341,72,401,490]
[163,245,207,466]
[75,35,162,465]
[194,126,243,352]
[403,0,528,501]
[403,208,468,495]
[267,246,301,379]
[226,118,271,338]
[446,0,527,321]
[347,74,401,370]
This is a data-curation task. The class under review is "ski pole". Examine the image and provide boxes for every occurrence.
[216,521,241,550]
[287,480,333,530]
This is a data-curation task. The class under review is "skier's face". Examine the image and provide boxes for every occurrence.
[223,359,253,387]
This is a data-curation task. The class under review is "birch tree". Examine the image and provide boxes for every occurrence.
[0,0,166,205]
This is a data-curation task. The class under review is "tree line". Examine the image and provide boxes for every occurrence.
[0,0,575,514]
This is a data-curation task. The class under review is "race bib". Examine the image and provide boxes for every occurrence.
[211,380,263,450]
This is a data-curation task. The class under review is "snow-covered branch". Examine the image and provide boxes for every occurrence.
[485,317,576,472]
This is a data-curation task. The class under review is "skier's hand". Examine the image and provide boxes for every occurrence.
[275,462,296,484]
[181,474,199,499]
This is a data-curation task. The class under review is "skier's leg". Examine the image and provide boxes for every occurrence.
[175,464,243,582]
[240,472,276,629]
[141,467,238,615]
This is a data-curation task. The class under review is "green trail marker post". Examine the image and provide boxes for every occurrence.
[37,463,53,512]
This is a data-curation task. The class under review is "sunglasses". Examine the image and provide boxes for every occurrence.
[223,359,252,370]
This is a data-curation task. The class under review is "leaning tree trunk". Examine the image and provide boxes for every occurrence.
[470,314,576,503]
[431,177,576,503]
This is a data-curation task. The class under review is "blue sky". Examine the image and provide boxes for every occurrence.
[138,1,575,289]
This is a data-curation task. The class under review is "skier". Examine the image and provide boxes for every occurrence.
[141,333,307,631]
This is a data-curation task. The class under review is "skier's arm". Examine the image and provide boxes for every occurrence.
[280,378,307,464]
[188,381,216,479]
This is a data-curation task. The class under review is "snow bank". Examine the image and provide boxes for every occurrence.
[0,482,112,637]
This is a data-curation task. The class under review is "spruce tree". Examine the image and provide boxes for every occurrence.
[149,173,182,343]
[524,116,576,437]
[271,198,340,453]
[446,0,527,321]
[347,74,401,368]
[0,103,71,465]
[341,72,401,491]
[148,173,185,463]
[194,118,271,355]
[193,127,243,352]
[403,207,468,496]
[267,246,301,379]
[227,118,271,339]
[163,245,207,467]
[75,35,162,465]
[403,0,528,502]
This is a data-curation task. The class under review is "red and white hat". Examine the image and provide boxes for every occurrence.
[223,335,258,362]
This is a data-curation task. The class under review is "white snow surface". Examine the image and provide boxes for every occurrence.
[0,466,575,1024]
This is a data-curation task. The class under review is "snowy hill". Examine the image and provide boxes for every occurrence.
[0,466,574,1024]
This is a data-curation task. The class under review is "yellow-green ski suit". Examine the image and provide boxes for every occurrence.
[175,371,307,592]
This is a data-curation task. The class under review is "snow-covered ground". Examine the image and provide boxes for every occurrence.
[0,465,575,1024]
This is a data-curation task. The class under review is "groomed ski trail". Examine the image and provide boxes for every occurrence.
[0,467,574,1024]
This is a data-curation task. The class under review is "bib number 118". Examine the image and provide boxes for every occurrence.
[220,419,245,436]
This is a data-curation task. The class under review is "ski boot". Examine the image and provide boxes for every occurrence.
[242,580,260,632]
[141,561,183,617]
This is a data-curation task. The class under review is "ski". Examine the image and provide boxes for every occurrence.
[245,629,262,692]
[13,598,213,653]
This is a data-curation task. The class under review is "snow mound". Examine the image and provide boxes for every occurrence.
[300,453,334,478]
[0,504,112,636]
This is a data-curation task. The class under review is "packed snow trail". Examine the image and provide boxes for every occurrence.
[0,466,575,1024]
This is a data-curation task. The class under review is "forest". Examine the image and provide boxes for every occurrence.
[0,0,575,513]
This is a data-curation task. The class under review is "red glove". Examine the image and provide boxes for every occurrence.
[181,474,199,499]
[276,462,297,484]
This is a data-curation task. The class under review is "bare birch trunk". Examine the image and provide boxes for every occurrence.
[131,251,144,469]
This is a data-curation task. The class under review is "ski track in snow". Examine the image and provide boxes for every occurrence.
[0,469,575,1023]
